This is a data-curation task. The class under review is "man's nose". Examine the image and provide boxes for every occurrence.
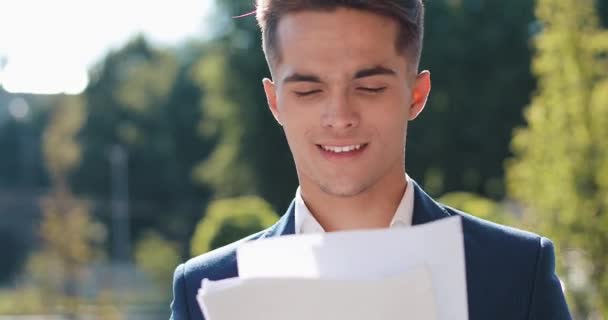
[321,92,360,130]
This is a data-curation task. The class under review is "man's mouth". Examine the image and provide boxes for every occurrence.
[316,143,369,156]
[320,144,364,153]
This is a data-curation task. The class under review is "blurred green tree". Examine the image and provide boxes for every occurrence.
[506,0,608,316]
[410,0,537,198]
[0,91,52,189]
[76,36,213,252]
[134,230,181,296]
[190,16,297,212]
[190,196,278,256]
[191,51,257,198]
[29,95,106,316]
[438,192,514,226]
[0,226,27,284]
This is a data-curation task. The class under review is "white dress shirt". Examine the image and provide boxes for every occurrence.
[294,175,415,234]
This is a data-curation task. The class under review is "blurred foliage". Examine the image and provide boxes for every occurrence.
[410,0,537,199]
[95,290,125,320]
[190,196,278,256]
[25,95,109,316]
[135,230,181,296]
[0,89,51,188]
[438,192,514,226]
[191,1,298,211]
[0,287,48,315]
[43,96,85,183]
[0,225,27,284]
[40,96,103,265]
[191,52,256,197]
[0,287,123,318]
[75,36,213,253]
[506,0,608,316]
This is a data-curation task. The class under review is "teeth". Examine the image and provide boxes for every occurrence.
[321,144,363,153]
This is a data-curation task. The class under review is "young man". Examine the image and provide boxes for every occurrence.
[170,1,572,319]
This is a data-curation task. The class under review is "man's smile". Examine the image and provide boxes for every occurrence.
[316,143,369,159]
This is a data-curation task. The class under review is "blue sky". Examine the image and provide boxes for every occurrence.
[0,0,215,94]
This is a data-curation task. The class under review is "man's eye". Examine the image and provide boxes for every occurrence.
[294,90,322,97]
[358,87,387,93]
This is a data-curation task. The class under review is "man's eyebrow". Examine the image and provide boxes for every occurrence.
[282,73,322,84]
[354,66,397,79]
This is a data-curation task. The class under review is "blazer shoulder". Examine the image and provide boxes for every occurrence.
[170,263,188,320]
[440,205,570,319]
[528,237,572,319]
[449,205,544,278]
[443,204,541,249]
[182,206,294,280]
[170,227,271,320]
[184,228,268,280]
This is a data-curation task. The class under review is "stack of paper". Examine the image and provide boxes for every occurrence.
[197,216,468,320]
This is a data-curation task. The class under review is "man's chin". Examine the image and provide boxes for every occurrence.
[318,182,369,198]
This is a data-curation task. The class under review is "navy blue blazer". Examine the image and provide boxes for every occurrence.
[170,182,571,319]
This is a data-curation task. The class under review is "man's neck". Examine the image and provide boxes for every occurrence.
[299,173,408,232]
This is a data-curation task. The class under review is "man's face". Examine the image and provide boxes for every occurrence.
[263,8,430,197]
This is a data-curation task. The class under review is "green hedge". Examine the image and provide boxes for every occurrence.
[190,196,278,256]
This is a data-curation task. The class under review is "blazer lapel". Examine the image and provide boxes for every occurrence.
[411,179,452,226]
[261,200,296,239]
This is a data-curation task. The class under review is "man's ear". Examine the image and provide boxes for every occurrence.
[408,70,431,121]
[263,78,282,126]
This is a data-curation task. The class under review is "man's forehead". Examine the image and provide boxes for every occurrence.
[268,8,414,81]
[278,7,398,28]
[278,14,401,54]
[276,8,399,42]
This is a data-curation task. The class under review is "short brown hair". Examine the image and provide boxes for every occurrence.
[255,0,425,72]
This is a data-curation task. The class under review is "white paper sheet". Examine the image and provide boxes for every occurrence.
[198,266,437,320]
[236,216,467,319]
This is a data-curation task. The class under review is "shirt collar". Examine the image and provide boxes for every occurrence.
[294,175,415,234]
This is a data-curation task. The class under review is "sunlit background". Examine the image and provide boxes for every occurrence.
[0,0,214,94]
[0,0,607,319]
